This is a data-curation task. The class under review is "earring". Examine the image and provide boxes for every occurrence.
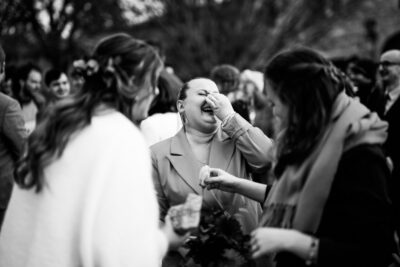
[180,111,187,124]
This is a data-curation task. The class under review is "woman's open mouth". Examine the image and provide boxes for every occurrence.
[201,105,214,115]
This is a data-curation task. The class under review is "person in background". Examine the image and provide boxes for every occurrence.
[377,49,400,243]
[69,57,94,95]
[0,44,27,230]
[345,56,378,106]
[0,33,186,267]
[44,68,71,102]
[238,69,276,139]
[202,48,395,267]
[210,64,251,122]
[210,64,241,97]
[14,63,44,134]
[140,73,183,146]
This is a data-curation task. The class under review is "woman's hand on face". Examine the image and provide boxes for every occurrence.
[205,93,234,121]
[250,227,287,258]
[199,166,239,193]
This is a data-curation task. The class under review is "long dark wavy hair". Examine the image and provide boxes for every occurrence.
[265,48,350,176]
[15,33,163,192]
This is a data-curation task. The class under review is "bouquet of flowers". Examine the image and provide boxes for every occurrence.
[183,208,254,267]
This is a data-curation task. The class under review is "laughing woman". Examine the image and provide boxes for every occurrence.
[151,78,273,235]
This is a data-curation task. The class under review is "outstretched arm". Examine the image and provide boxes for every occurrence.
[199,166,268,203]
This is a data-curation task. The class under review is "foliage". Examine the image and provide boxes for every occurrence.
[183,208,254,267]
[0,0,156,67]
[1,0,398,78]
[132,0,372,79]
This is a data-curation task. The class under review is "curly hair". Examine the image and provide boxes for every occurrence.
[265,48,350,176]
[15,33,163,192]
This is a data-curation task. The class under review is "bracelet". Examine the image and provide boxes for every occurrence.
[305,237,319,266]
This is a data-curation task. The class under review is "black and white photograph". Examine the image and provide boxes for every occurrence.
[0,1,400,266]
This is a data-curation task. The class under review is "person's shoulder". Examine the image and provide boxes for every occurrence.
[140,113,163,127]
[150,135,174,154]
[342,144,386,165]
[0,93,21,114]
[142,113,179,126]
[0,92,18,105]
[90,111,143,141]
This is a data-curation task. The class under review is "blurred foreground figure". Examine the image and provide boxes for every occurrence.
[202,48,395,267]
[0,33,185,267]
[0,44,27,230]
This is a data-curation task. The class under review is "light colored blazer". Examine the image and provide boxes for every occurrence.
[151,113,273,233]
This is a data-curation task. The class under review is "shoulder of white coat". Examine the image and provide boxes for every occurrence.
[89,112,147,150]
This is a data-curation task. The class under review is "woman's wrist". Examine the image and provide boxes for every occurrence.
[281,230,319,264]
[230,175,242,192]
[280,229,301,252]
[221,112,235,126]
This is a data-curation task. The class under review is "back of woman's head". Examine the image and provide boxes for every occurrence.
[16,33,163,192]
[82,33,163,117]
[265,48,348,174]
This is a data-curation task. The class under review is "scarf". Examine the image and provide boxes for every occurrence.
[259,92,388,234]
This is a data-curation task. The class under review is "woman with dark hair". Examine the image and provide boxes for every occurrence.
[201,48,395,267]
[0,33,186,267]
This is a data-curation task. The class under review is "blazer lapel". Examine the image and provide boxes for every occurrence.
[208,128,235,170]
[167,129,203,194]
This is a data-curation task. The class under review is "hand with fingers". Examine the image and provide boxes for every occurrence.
[199,165,240,193]
[205,92,235,121]
[250,227,287,259]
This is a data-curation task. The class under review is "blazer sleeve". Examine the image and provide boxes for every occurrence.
[150,149,170,223]
[317,145,394,267]
[221,113,273,172]
[2,98,28,159]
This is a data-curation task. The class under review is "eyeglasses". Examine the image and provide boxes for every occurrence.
[379,61,400,68]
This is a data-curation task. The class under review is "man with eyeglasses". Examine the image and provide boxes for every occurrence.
[378,49,400,240]
[379,50,400,113]
[0,44,28,230]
